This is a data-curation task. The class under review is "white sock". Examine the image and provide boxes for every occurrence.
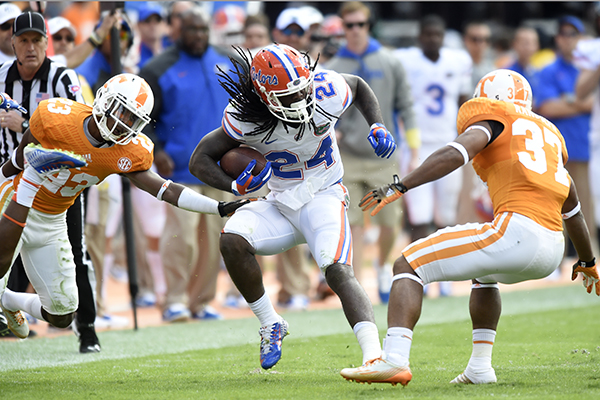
[146,250,166,296]
[15,168,44,208]
[467,329,496,373]
[2,289,46,321]
[353,321,382,364]
[248,292,281,327]
[384,327,413,366]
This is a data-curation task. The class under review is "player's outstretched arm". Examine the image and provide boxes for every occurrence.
[125,169,251,217]
[189,127,240,193]
[361,123,490,216]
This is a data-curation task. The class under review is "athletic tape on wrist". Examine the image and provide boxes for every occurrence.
[391,273,424,286]
[156,179,172,201]
[562,201,581,220]
[177,186,219,214]
[471,282,499,290]
[446,142,469,166]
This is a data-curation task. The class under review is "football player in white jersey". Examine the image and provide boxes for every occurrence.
[395,15,473,243]
[190,43,397,370]
[574,37,600,254]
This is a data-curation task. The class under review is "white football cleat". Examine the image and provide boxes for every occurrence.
[340,357,412,386]
[450,367,497,384]
[0,300,29,339]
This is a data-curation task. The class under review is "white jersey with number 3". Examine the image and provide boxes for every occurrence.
[222,69,353,209]
[394,47,472,144]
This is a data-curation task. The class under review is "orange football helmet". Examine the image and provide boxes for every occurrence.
[473,69,532,111]
[250,43,315,123]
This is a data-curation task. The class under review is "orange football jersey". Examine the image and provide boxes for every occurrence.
[13,98,154,214]
[457,98,570,231]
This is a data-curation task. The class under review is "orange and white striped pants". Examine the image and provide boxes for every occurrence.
[403,212,564,285]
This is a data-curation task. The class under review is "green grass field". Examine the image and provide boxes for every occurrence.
[1,284,599,399]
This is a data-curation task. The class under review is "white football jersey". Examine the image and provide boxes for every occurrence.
[573,38,600,142]
[394,47,472,144]
[222,69,353,209]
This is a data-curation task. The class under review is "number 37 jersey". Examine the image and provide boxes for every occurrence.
[13,98,154,215]
[457,98,570,231]
[222,69,352,196]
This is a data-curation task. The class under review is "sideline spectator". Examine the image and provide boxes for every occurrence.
[327,1,419,303]
[139,7,236,322]
[536,16,595,277]
[0,3,21,64]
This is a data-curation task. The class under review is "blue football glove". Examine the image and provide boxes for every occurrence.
[368,123,396,159]
[0,93,27,114]
[231,160,272,196]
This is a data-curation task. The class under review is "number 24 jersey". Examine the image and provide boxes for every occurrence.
[222,69,353,195]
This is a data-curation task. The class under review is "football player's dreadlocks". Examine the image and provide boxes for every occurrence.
[217,46,337,143]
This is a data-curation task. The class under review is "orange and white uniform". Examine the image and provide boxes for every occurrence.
[403,98,569,284]
[1,98,153,315]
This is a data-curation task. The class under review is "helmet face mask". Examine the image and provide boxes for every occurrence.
[473,69,532,111]
[251,43,316,123]
[93,73,154,145]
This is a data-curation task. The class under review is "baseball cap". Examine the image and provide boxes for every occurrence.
[0,3,21,26]
[48,16,77,38]
[276,8,311,32]
[558,16,585,34]
[13,11,46,37]
[138,3,164,22]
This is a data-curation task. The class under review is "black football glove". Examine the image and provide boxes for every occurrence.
[218,197,262,217]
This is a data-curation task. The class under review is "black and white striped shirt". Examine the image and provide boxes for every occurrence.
[0,57,84,164]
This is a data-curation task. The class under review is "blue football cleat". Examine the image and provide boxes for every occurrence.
[23,143,86,175]
[259,319,289,369]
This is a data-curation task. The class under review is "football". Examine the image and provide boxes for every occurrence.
[220,146,267,179]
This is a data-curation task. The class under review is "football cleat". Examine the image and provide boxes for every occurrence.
[259,319,289,369]
[0,300,29,339]
[450,367,497,384]
[340,358,413,387]
[23,143,87,175]
[73,321,101,354]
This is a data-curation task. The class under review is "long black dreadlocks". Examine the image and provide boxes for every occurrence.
[216,46,337,143]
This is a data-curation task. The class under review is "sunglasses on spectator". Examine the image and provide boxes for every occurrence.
[53,34,74,43]
[0,21,13,31]
[467,36,490,43]
[344,21,368,29]
[281,26,305,37]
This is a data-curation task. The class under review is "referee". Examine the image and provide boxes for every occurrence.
[0,11,100,353]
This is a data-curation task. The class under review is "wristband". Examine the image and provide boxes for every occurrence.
[156,179,172,201]
[578,258,596,268]
[88,31,102,48]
